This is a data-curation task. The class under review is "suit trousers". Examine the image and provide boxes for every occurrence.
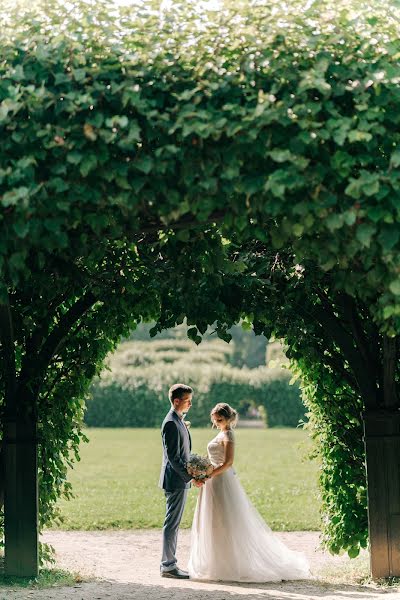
[161,488,188,572]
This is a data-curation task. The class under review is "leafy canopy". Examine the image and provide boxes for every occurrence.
[0,0,400,331]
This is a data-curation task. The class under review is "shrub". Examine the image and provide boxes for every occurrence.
[85,343,305,427]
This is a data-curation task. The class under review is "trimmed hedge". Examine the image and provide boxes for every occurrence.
[112,338,233,368]
[128,322,268,369]
[85,343,305,427]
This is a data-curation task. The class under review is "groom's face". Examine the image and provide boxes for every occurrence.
[174,393,192,414]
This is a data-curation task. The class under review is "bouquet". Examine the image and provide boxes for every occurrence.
[186,453,214,481]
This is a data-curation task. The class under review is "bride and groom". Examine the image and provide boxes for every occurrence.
[159,383,310,582]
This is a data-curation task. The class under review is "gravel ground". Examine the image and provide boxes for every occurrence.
[1,530,400,600]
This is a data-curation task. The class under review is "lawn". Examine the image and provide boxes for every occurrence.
[51,428,321,531]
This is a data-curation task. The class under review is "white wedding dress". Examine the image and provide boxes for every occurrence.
[188,429,311,582]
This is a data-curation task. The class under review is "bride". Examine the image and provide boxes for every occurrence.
[188,402,311,582]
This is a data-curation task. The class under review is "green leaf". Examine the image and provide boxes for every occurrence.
[72,68,86,82]
[1,186,29,207]
[106,115,129,129]
[67,152,83,165]
[115,176,131,190]
[356,223,376,247]
[270,229,285,248]
[320,257,337,271]
[389,279,400,295]
[13,221,29,238]
[131,177,146,193]
[134,156,153,174]
[390,148,400,168]
[265,174,285,199]
[331,151,353,177]
[383,305,400,319]
[343,210,356,226]
[347,546,360,559]
[176,230,190,242]
[268,149,293,163]
[348,130,372,143]
[326,214,344,232]
[80,154,98,177]
[378,225,399,251]
[9,251,26,270]
[13,64,25,81]
[292,224,304,236]
[187,327,200,344]
[268,149,308,169]
[54,72,70,85]
[345,172,380,199]
[50,177,69,193]
[368,206,387,223]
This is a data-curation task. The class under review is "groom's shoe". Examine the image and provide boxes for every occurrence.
[161,567,190,579]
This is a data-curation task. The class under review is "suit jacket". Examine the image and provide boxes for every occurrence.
[159,409,192,490]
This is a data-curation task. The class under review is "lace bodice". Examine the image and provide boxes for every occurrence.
[207,429,235,467]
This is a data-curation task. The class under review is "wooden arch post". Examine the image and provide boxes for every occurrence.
[0,300,38,577]
[363,336,400,579]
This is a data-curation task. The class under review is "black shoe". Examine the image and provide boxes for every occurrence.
[161,567,190,579]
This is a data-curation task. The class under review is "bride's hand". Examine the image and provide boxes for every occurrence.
[191,479,204,487]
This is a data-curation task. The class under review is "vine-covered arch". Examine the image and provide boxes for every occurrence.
[0,0,399,579]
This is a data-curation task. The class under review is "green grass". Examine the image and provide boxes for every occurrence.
[0,567,79,589]
[51,428,320,531]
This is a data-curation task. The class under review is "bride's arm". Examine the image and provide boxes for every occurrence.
[208,441,234,479]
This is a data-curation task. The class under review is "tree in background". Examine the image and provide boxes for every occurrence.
[229,324,268,368]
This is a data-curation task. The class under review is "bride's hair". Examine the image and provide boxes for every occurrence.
[210,403,238,428]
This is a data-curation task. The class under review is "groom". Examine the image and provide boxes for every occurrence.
[159,383,203,579]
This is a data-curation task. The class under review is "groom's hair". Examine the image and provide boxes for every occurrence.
[169,383,193,404]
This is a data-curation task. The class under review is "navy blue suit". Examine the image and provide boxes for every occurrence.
[159,409,192,572]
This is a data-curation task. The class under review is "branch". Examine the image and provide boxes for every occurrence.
[335,294,378,380]
[129,210,227,239]
[21,292,97,388]
[290,300,359,393]
[39,318,90,403]
[320,348,358,392]
[39,363,77,406]
[310,302,378,408]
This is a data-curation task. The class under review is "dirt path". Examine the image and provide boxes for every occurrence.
[2,530,400,600]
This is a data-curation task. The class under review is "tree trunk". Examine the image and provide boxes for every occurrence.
[4,390,38,577]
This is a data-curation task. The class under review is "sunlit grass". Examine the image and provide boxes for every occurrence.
[0,567,79,589]
[52,427,320,531]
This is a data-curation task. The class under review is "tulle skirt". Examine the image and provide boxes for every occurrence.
[188,467,311,582]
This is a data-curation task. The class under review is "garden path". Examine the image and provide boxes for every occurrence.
[2,530,400,600]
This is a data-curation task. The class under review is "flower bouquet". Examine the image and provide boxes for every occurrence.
[186,453,214,481]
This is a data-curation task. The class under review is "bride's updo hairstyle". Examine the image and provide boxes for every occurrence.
[210,403,238,429]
